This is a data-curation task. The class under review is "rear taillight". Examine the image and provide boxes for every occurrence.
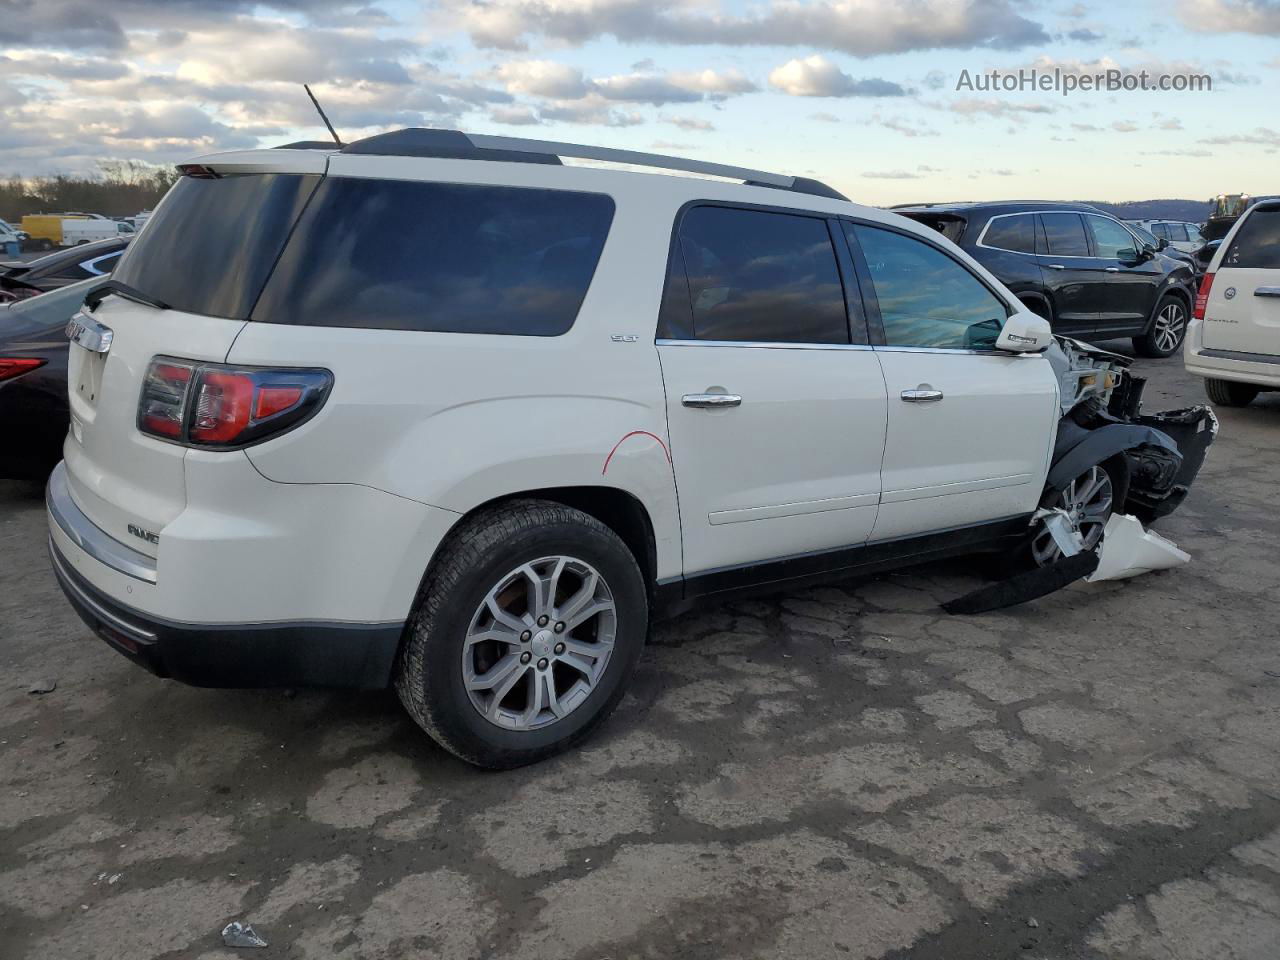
[138,358,332,448]
[1194,272,1214,320]
[0,357,46,382]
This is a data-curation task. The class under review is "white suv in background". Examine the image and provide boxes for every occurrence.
[1186,198,1280,407]
[1132,219,1206,255]
[47,130,1213,768]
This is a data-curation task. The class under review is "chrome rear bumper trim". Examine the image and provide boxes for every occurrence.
[46,462,158,584]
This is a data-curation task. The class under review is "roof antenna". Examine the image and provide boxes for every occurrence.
[303,84,342,146]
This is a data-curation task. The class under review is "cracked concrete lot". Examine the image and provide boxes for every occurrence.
[3,350,1280,959]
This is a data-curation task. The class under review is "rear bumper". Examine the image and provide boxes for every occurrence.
[49,534,403,689]
[1185,321,1280,389]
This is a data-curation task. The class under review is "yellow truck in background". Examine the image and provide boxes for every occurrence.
[20,214,133,250]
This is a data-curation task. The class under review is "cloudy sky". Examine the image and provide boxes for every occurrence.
[1,0,1276,203]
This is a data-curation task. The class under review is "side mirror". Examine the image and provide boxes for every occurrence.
[1155,236,1170,251]
[996,311,1053,353]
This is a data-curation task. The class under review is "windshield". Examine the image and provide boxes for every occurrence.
[111,173,319,319]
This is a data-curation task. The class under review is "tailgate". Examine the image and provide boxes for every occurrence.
[1203,266,1280,354]
[1204,205,1280,355]
[64,296,245,557]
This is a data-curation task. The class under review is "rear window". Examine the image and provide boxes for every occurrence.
[112,174,320,319]
[1040,213,1090,257]
[900,213,965,244]
[981,214,1037,253]
[1224,207,1280,270]
[252,178,615,336]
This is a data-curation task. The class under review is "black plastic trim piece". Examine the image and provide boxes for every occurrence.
[340,128,562,164]
[50,538,403,690]
[272,141,343,150]
[653,515,1032,617]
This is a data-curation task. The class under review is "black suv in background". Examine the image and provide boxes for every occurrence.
[893,202,1197,357]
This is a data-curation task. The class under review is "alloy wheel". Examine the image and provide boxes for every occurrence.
[1153,302,1187,354]
[1031,465,1114,566]
[462,556,617,731]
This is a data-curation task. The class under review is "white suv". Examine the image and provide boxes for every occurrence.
[1185,198,1280,407]
[47,130,1215,768]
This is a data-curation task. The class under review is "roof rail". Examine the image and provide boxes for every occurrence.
[339,128,848,201]
[273,140,344,151]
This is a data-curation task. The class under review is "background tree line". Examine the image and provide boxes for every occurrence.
[0,160,179,223]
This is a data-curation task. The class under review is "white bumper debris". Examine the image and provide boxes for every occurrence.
[1085,514,1190,582]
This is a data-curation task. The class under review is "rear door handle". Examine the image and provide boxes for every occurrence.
[1256,287,1280,298]
[901,388,944,403]
[682,393,742,408]
[1105,267,1120,273]
[1046,264,1066,270]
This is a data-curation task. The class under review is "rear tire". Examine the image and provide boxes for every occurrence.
[1134,295,1188,358]
[1204,378,1259,407]
[39,239,54,252]
[395,499,647,770]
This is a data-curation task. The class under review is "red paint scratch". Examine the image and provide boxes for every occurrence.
[602,430,672,475]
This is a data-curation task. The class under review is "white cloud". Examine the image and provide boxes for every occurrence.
[1198,126,1280,145]
[495,60,591,99]
[768,55,906,96]
[447,0,1050,56]
[1177,0,1280,34]
[663,114,716,131]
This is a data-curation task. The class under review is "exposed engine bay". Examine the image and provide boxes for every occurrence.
[1046,336,1217,521]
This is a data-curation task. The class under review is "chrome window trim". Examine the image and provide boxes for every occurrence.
[46,462,158,584]
[976,209,1138,261]
[654,338,1009,357]
[655,338,874,351]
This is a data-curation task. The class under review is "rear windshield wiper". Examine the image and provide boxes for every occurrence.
[84,280,170,311]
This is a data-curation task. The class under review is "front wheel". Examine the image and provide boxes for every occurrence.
[1029,461,1123,568]
[1133,295,1188,358]
[1204,378,1259,408]
[395,500,647,769]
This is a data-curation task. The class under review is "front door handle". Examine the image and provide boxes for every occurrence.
[901,388,944,403]
[1046,263,1066,270]
[1105,267,1120,273]
[682,393,742,409]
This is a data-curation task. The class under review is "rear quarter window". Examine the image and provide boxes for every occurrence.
[252,179,615,336]
[112,173,320,320]
[1224,208,1280,270]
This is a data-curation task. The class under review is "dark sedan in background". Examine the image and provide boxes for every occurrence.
[1,277,104,480]
[893,201,1197,357]
[1,238,127,303]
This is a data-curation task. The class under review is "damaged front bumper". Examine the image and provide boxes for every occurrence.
[1125,405,1218,520]
[1046,336,1218,522]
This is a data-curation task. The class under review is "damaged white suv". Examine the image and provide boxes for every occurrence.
[48,130,1214,768]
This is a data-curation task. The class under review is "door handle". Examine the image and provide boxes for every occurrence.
[901,388,944,403]
[1046,264,1066,270]
[1255,287,1280,298]
[682,393,742,409]
[1105,267,1120,273]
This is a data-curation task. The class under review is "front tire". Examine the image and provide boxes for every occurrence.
[395,500,647,769]
[1204,378,1259,408]
[1023,458,1127,570]
[1134,295,1188,358]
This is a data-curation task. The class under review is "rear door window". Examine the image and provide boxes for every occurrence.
[253,178,615,336]
[981,214,1037,253]
[1166,223,1189,242]
[1224,207,1280,269]
[112,173,320,319]
[1040,213,1090,257]
[672,205,849,344]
